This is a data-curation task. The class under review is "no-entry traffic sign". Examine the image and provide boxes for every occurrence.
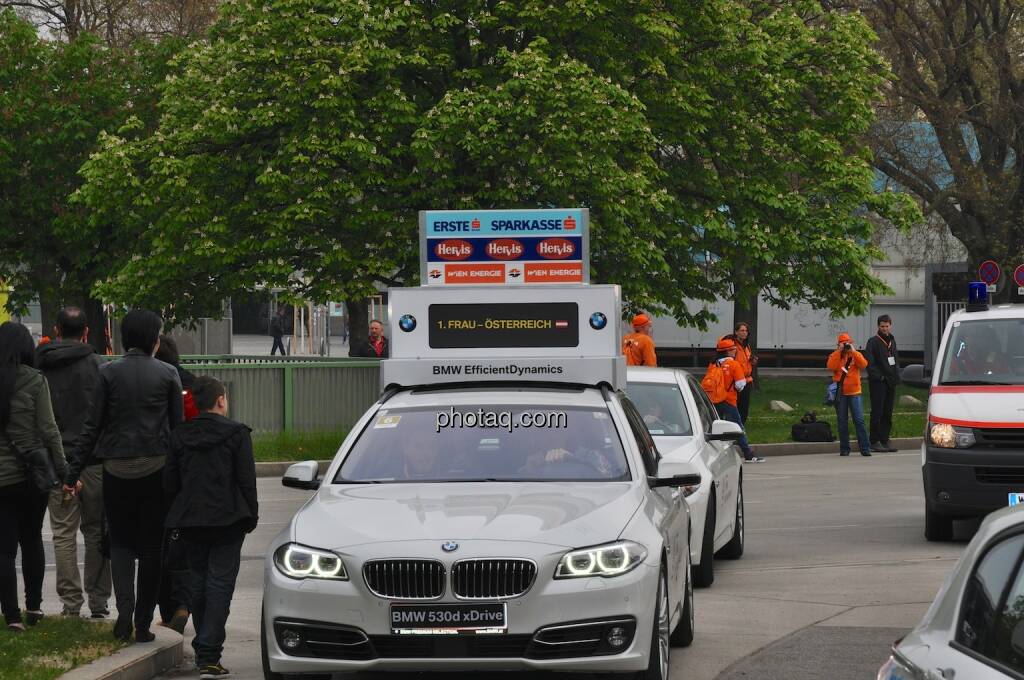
[979,260,1001,286]
[1014,264,1024,294]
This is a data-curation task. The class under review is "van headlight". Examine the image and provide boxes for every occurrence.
[274,543,348,580]
[929,422,976,449]
[555,541,647,579]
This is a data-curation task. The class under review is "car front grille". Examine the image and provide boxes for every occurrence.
[362,559,446,599]
[974,428,1024,448]
[975,467,1024,485]
[451,559,537,599]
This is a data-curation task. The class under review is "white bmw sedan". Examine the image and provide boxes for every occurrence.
[262,384,698,679]
[879,504,1024,680]
[626,367,745,588]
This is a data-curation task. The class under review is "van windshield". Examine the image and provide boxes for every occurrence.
[335,405,631,483]
[938,319,1024,386]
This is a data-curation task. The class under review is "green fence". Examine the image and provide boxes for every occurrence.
[186,361,382,433]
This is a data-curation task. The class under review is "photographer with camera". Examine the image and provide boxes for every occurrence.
[827,333,871,457]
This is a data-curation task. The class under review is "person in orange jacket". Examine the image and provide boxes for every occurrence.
[703,337,764,462]
[622,314,657,367]
[730,321,758,422]
[827,332,871,457]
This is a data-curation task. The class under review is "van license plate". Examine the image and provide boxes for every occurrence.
[1009,493,1024,506]
[390,603,506,635]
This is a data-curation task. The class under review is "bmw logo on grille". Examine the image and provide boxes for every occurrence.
[441,541,459,553]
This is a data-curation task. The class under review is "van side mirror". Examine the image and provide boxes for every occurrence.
[707,419,743,441]
[901,364,931,388]
[282,460,321,490]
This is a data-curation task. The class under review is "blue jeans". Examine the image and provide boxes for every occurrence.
[836,394,870,455]
[714,402,754,459]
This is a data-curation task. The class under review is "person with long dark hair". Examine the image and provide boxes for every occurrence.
[155,335,196,633]
[732,321,758,423]
[0,322,66,631]
[64,311,184,642]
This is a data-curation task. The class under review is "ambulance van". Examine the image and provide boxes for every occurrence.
[916,284,1024,541]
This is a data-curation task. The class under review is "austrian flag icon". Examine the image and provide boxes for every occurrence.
[555,320,569,329]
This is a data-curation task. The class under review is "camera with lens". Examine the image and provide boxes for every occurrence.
[842,342,853,351]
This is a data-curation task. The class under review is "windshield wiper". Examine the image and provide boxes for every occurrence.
[939,380,1014,386]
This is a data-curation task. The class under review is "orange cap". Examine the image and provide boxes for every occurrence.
[837,332,853,343]
[716,337,736,352]
[632,314,651,328]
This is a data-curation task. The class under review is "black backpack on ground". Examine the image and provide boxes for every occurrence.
[791,411,834,442]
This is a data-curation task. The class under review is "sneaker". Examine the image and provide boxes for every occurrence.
[167,607,189,634]
[25,610,44,626]
[883,440,898,452]
[744,456,766,463]
[199,663,231,678]
[870,442,888,453]
[6,622,25,632]
[839,452,850,456]
[61,608,81,618]
[90,607,109,619]
[861,451,873,457]
[135,628,156,643]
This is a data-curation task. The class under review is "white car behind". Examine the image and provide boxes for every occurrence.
[627,366,745,587]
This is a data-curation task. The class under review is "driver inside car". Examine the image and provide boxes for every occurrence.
[519,427,620,478]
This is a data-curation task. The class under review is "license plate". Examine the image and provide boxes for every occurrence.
[390,603,507,635]
[1010,493,1024,506]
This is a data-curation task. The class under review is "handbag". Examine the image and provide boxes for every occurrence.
[9,441,60,495]
[824,357,854,407]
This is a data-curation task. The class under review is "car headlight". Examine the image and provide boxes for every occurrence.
[273,543,348,580]
[877,652,925,680]
[555,541,647,579]
[929,422,976,449]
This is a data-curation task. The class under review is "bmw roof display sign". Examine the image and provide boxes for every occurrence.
[419,208,589,286]
[381,284,624,390]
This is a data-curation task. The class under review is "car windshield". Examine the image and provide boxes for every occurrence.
[938,318,1024,386]
[335,405,631,483]
[625,382,693,436]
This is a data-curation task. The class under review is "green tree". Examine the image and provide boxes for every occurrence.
[856,0,1024,302]
[77,0,916,351]
[0,9,183,344]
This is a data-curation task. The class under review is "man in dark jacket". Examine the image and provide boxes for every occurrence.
[35,307,111,619]
[354,319,389,358]
[865,314,901,453]
[269,308,287,356]
[164,376,257,679]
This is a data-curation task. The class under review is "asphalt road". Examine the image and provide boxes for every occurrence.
[35,449,972,679]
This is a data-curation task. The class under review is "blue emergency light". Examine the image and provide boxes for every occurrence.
[967,281,989,312]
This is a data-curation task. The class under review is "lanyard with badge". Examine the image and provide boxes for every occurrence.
[878,333,896,366]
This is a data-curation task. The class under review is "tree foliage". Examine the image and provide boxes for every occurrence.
[858,0,1024,298]
[75,0,916,331]
[0,9,183,335]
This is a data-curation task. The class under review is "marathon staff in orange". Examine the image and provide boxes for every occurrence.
[731,322,757,422]
[702,338,764,463]
[622,314,657,367]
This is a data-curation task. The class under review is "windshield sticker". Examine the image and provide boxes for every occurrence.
[592,411,609,419]
[953,321,961,327]
[375,415,402,429]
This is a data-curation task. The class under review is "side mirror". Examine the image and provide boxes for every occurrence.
[282,460,321,490]
[901,364,931,388]
[707,419,743,441]
[650,459,701,488]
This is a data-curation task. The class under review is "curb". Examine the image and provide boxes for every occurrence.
[254,437,925,477]
[756,437,922,457]
[60,624,182,680]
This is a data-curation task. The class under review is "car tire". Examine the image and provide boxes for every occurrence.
[261,606,330,680]
[634,566,671,680]
[669,559,694,648]
[717,476,744,559]
[925,506,954,542]
[692,499,715,588]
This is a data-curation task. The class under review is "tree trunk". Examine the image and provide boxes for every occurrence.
[346,298,368,357]
[83,296,108,354]
[732,284,760,382]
